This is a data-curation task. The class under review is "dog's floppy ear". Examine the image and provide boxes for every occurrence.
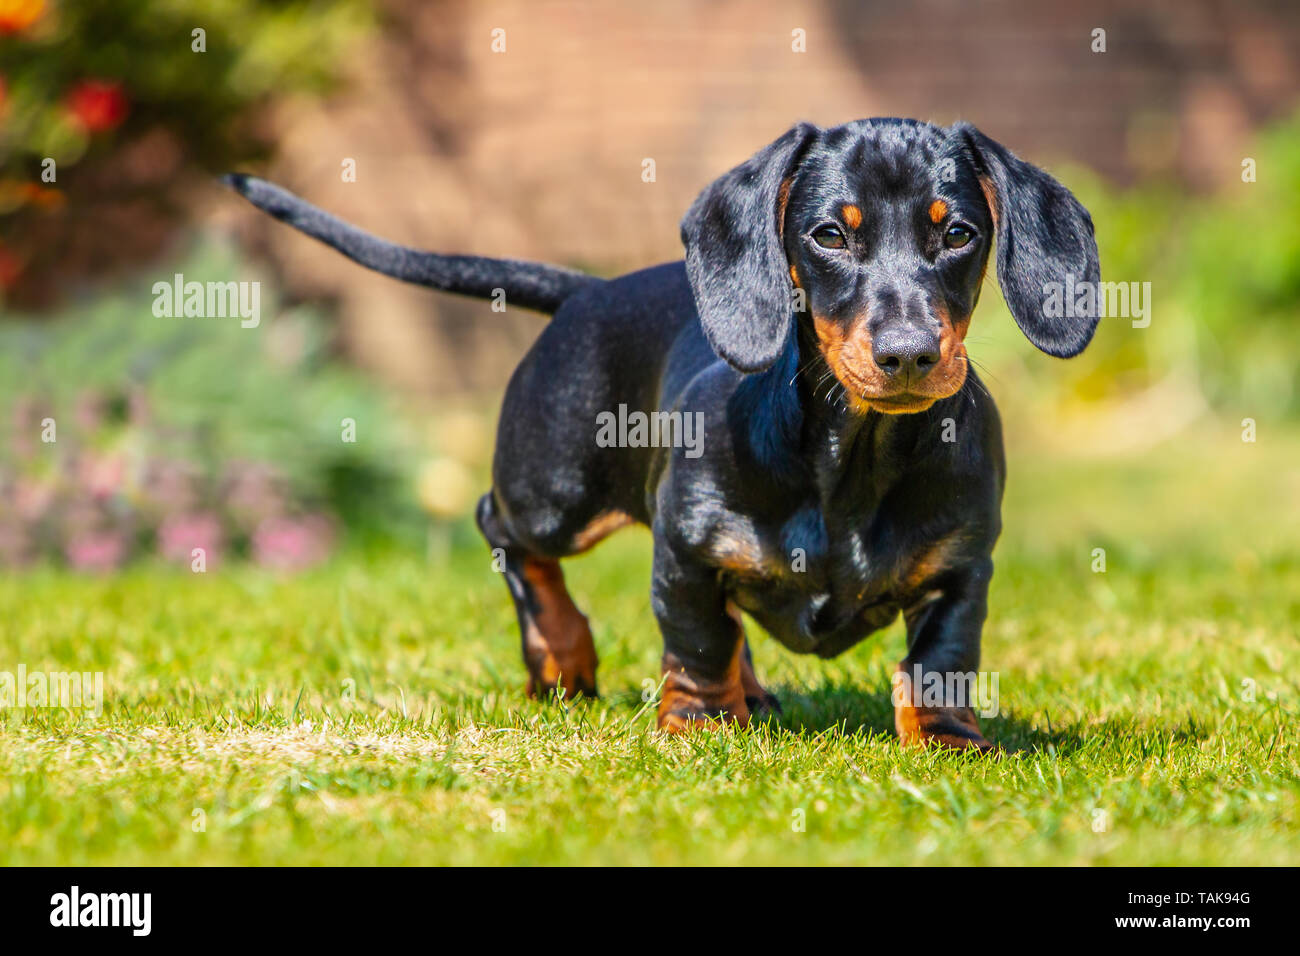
[681,123,819,372]
[955,123,1100,358]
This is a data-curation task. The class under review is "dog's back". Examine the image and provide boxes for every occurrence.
[492,261,718,544]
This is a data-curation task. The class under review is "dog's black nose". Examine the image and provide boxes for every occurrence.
[872,327,941,381]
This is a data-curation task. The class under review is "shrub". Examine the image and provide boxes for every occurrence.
[0,240,422,570]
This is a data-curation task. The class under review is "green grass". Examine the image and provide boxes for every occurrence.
[1,421,1298,865]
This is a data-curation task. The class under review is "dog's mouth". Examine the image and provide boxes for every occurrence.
[812,317,970,416]
[859,392,940,414]
[836,369,959,415]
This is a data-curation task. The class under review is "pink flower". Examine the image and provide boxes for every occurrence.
[78,451,126,501]
[0,520,32,567]
[127,386,151,427]
[253,514,335,571]
[14,476,56,522]
[65,529,127,572]
[157,512,224,568]
[10,395,43,457]
[140,458,200,514]
[223,461,287,531]
[75,390,102,430]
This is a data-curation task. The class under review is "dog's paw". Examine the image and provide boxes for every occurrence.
[657,703,751,733]
[526,673,598,701]
[656,667,751,733]
[744,690,782,722]
[896,704,997,754]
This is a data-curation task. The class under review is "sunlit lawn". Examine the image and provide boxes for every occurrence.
[1,419,1297,865]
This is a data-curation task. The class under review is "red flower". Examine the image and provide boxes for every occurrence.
[66,79,128,133]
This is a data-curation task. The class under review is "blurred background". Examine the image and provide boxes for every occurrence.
[0,0,1297,571]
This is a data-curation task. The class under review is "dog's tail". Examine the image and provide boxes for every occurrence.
[220,174,594,314]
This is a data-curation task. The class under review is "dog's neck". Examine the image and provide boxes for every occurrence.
[796,326,935,479]
[730,323,951,502]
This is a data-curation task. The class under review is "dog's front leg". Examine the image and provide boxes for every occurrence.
[651,534,750,733]
[895,558,996,752]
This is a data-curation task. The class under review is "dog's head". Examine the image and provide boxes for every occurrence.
[681,118,1099,414]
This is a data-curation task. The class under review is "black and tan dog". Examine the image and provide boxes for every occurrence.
[225,117,1099,750]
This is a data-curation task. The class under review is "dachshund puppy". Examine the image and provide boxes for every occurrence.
[225,117,1099,749]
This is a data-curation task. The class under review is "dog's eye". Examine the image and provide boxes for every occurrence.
[944,224,974,249]
[812,225,846,250]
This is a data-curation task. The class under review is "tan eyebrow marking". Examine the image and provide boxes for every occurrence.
[841,204,862,229]
[777,176,793,240]
[977,175,999,228]
[929,199,949,224]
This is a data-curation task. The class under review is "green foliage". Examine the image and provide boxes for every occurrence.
[0,240,423,558]
[0,0,374,181]
[977,112,1300,418]
[1178,118,1300,413]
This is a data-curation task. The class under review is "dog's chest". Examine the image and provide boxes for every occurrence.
[706,504,913,655]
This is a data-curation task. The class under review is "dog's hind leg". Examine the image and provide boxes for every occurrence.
[476,492,599,699]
